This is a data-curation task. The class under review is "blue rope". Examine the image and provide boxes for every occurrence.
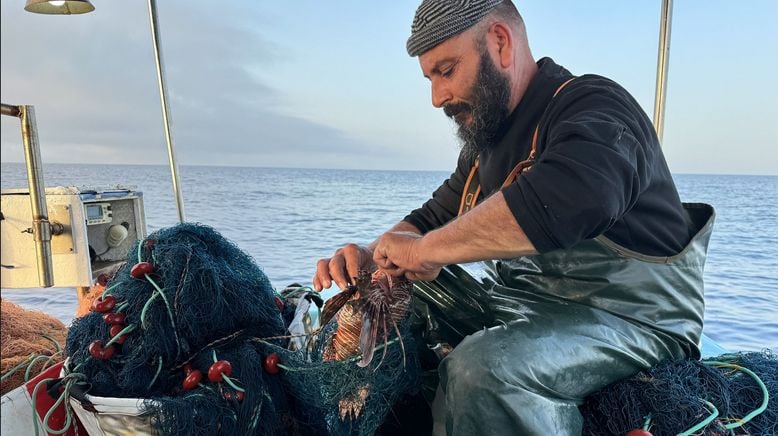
[676,358,770,435]
[30,372,86,436]
[40,334,62,353]
[105,324,137,347]
[147,356,163,390]
[24,354,59,382]
[704,360,770,430]
[134,239,181,357]
[678,400,719,436]
[0,354,35,382]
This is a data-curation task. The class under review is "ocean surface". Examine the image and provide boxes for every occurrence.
[1,163,776,352]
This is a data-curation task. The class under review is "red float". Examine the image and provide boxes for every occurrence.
[96,273,110,286]
[208,360,233,383]
[274,296,285,312]
[103,312,126,325]
[182,370,202,391]
[130,262,155,279]
[264,353,280,375]
[90,295,117,313]
[88,340,115,360]
[223,390,244,402]
[109,324,128,344]
[626,430,653,436]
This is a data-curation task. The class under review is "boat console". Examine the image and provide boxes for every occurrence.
[0,186,146,289]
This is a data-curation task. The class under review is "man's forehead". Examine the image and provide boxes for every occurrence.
[419,32,475,74]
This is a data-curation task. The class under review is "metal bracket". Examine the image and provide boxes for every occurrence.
[49,204,74,254]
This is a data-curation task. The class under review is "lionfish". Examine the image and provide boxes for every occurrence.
[320,269,414,420]
[321,269,413,367]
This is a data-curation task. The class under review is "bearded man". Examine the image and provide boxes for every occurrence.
[313,1,714,434]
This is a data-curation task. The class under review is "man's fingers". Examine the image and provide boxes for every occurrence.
[373,244,391,269]
[382,266,405,277]
[342,244,363,284]
[314,258,332,291]
[329,256,349,289]
[314,244,375,291]
[374,255,390,269]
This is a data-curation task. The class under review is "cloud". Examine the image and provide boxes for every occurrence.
[0,1,368,167]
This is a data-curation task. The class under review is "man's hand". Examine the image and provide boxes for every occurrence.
[371,193,538,283]
[312,221,424,290]
[313,192,537,288]
[313,244,375,291]
[373,231,443,281]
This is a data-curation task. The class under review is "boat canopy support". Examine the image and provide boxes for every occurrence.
[147,0,186,223]
[652,0,673,144]
[1,103,65,288]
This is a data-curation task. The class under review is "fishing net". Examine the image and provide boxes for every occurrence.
[278,279,421,436]
[75,264,124,318]
[580,351,777,435]
[63,223,419,436]
[0,299,66,395]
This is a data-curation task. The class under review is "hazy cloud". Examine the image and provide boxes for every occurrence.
[1,1,372,167]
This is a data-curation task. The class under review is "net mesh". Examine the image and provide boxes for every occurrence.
[64,223,419,436]
[580,351,777,435]
[1,299,67,395]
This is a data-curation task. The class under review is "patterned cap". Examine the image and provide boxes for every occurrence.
[407,0,504,57]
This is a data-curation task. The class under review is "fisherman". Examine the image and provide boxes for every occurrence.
[313,0,714,434]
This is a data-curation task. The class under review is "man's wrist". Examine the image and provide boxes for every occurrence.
[418,229,444,269]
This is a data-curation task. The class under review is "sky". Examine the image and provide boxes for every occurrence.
[1,1,776,175]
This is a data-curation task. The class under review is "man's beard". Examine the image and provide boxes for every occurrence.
[444,51,512,159]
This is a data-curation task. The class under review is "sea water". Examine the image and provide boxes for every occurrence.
[1,163,776,351]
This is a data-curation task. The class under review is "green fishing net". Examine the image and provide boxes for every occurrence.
[65,223,420,436]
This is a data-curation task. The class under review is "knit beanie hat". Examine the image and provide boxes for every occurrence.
[407,0,503,57]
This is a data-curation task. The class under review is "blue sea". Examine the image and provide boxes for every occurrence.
[1,163,776,352]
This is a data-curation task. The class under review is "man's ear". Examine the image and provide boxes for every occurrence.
[490,22,514,69]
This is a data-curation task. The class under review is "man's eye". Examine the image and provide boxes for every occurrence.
[441,67,455,78]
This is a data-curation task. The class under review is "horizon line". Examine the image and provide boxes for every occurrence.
[1,160,776,178]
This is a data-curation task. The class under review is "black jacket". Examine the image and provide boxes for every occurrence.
[404,57,692,256]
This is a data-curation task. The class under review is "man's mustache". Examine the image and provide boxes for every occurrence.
[444,102,472,119]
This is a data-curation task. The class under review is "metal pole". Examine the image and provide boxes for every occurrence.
[1,103,20,117]
[147,0,186,223]
[652,0,673,144]
[20,106,55,287]
[1,103,55,287]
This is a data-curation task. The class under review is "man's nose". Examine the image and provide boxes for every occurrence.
[431,79,452,108]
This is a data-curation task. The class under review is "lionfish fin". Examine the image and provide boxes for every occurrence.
[357,312,379,367]
[391,318,406,368]
[320,285,357,327]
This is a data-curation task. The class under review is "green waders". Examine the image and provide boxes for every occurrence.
[411,203,715,436]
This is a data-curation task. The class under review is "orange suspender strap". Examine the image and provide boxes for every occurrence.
[554,77,576,97]
[458,77,575,216]
[458,159,481,216]
[498,121,540,189]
